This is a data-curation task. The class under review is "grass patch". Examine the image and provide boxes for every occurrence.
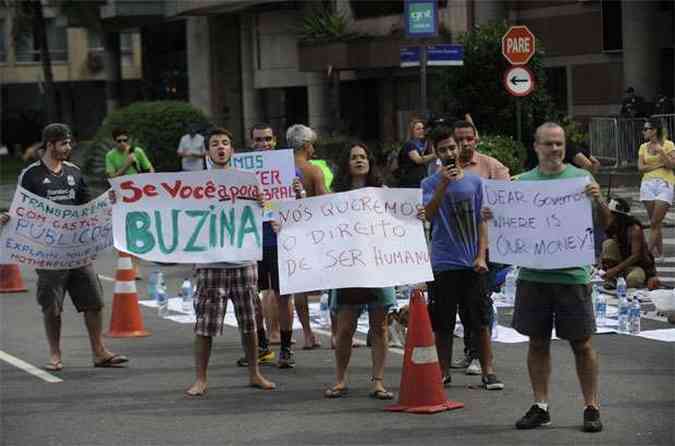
[0,156,27,185]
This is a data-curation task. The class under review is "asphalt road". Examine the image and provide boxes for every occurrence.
[1,249,674,446]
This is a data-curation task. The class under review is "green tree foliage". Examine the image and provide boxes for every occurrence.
[94,101,211,173]
[477,135,527,176]
[438,22,555,142]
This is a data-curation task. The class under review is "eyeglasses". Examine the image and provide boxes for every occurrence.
[116,138,128,143]
[254,136,274,142]
[642,127,653,131]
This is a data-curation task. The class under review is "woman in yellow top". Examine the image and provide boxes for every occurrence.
[638,119,675,258]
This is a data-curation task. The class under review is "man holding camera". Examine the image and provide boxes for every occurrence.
[422,127,503,390]
[105,127,154,178]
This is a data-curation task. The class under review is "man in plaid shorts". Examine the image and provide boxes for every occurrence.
[185,127,275,396]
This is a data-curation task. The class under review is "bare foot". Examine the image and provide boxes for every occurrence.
[249,374,276,390]
[185,380,208,396]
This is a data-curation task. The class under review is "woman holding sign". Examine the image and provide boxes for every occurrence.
[323,143,396,400]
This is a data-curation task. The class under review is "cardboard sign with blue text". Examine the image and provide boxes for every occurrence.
[277,188,433,295]
[231,149,295,221]
[110,170,263,263]
[482,177,594,269]
[0,187,113,269]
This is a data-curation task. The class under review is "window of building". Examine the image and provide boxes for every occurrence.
[15,18,68,63]
[601,0,623,52]
[87,30,135,64]
[0,19,6,63]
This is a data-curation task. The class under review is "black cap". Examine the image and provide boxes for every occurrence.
[41,123,72,145]
[608,197,631,215]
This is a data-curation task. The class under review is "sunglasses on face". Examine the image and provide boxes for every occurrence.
[642,127,653,131]
[254,136,274,142]
[116,138,128,143]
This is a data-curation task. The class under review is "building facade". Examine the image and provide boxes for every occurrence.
[0,4,143,150]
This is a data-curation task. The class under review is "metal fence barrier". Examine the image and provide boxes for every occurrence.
[590,114,675,168]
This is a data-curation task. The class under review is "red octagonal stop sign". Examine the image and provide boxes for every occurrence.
[502,25,535,66]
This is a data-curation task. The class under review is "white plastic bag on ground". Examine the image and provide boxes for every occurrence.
[649,289,675,312]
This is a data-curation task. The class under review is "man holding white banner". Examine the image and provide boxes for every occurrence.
[183,128,274,395]
[483,122,611,432]
[0,123,127,371]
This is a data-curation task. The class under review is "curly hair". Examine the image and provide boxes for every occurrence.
[332,142,383,192]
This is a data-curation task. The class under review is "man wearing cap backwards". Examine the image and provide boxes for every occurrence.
[0,123,128,371]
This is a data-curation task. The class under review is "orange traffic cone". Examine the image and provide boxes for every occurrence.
[105,251,150,337]
[0,264,28,293]
[386,288,463,413]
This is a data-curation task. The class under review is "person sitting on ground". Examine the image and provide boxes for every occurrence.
[323,142,396,400]
[601,197,660,290]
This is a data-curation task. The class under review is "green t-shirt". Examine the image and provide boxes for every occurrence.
[105,147,153,177]
[516,164,592,285]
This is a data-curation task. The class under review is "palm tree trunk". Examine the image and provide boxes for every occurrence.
[30,0,59,122]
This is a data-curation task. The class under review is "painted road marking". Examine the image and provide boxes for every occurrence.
[0,351,63,383]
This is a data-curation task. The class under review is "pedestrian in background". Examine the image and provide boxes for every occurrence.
[177,124,205,171]
[638,118,674,259]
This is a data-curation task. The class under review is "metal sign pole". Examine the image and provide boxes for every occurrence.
[516,99,522,143]
[420,44,427,114]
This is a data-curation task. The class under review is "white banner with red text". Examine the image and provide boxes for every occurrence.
[109,170,263,263]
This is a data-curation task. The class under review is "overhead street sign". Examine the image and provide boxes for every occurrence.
[400,44,464,67]
[501,25,536,66]
[503,66,535,97]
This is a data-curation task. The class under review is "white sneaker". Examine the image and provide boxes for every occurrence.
[466,358,482,375]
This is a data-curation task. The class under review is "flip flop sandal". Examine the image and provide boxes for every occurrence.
[185,388,208,397]
[44,361,63,371]
[368,389,394,400]
[94,354,129,368]
[324,387,349,398]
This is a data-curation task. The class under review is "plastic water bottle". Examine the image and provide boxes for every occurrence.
[319,293,330,328]
[504,267,518,304]
[491,301,499,340]
[157,279,169,318]
[594,286,607,326]
[147,269,162,300]
[617,277,629,333]
[629,295,641,335]
[180,278,193,313]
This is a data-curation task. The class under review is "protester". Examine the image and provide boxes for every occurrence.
[185,127,275,396]
[638,118,674,259]
[565,141,600,175]
[236,123,288,367]
[0,123,128,371]
[483,122,611,432]
[422,128,504,390]
[105,127,154,178]
[323,143,395,400]
[450,119,511,375]
[176,124,205,171]
[397,118,436,187]
[273,124,327,367]
[602,197,659,289]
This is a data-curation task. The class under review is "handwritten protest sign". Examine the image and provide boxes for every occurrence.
[0,187,113,269]
[231,149,295,220]
[277,188,433,294]
[110,170,263,263]
[482,177,594,269]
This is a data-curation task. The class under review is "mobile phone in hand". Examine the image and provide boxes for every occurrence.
[443,157,456,169]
